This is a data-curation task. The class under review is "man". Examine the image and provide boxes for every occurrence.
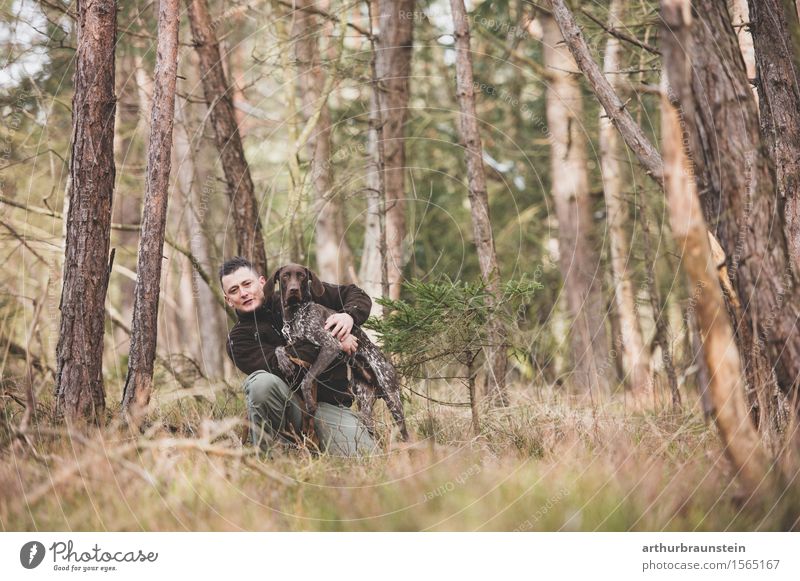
[219,256,377,456]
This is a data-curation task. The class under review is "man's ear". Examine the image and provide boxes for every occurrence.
[263,268,281,302]
[306,268,325,298]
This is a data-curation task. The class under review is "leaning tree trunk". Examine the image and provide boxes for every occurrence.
[185,0,268,276]
[122,0,180,419]
[293,0,354,284]
[55,0,117,424]
[747,0,800,276]
[599,0,651,401]
[542,10,610,397]
[686,0,800,403]
[449,0,508,403]
[360,0,414,300]
[660,0,769,494]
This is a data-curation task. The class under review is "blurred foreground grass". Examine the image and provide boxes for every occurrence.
[1,382,799,531]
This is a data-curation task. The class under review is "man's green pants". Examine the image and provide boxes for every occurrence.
[243,370,377,457]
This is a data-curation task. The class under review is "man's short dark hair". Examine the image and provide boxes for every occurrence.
[218,256,258,287]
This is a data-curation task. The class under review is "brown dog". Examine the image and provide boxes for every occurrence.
[266,264,409,445]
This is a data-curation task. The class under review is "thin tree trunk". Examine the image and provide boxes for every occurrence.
[542,10,610,397]
[449,0,508,403]
[748,0,800,276]
[600,0,650,401]
[728,0,758,103]
[359,87,386,314]
[660,0,769,494]
[55,0,117,425]
[185,0,268,276]
[293,0,355,284]
[377,0,414,300]
[122,0,180,418]
[174,96,226,378]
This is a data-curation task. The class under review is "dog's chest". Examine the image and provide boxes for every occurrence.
[281,302,320,342]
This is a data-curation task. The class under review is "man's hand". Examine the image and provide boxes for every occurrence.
[339,334,358,356]
[325,312,354,340]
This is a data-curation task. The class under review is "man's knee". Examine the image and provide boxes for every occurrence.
[244,371,288,407]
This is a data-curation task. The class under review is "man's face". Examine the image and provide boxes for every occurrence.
[221,267,267,313]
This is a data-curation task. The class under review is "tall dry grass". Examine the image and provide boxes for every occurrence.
[1,379,799,531]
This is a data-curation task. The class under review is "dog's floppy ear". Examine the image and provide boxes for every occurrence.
[306,267,325,299]
[263,267,282,302]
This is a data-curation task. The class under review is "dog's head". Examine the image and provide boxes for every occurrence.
[264,263,325,306]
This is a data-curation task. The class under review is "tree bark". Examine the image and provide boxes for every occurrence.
[660,0,769,494]
[185,0,268,276]
[293,0,355,284]
[686,0,800,398]
[55,0,117,424]
[449,0,508,402]
[600,0,651,401]
[360,0,414,300]
[122,0,180,418]
[542,11,610,397]
[748,0,800,276]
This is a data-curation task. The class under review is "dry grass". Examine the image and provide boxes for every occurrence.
[1,381,799,532]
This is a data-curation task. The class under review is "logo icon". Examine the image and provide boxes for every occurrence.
[20,541,46,569]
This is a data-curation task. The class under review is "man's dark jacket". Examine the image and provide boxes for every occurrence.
[225,282,372,407]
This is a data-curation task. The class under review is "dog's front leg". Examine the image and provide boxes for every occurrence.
[299,343,341,447]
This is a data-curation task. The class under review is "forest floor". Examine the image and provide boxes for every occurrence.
[2,381,799,531]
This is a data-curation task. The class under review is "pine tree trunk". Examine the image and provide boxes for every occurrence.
[122,0,180,418]
[600,0,650,401]
[687,0,800,397]
[748,0,800,276]
[185,0,268,276]
[661,0,769,494]
[293,0,354,284]
[449,0,508,402]
[55,0,117,424]
[542,11,610,397]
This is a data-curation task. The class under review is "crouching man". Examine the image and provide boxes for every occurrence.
[219,256,376,456]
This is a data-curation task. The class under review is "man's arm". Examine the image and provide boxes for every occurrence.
[317,282,372,326]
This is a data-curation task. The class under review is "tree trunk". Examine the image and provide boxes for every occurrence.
[686,0,800,398]
[748,0,800,276]
[359,87,386,314]
[55,0,117,424]
[376,0,414,300]
[449,0,508,402]
[185,0,268,276]
[293,0,355,284]
[600,0,651,401]
[542,10,610,397]
[122,0,180,418]
[660,0,769,494]
[174,95,227,378]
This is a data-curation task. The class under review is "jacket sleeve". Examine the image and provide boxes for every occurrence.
[318,282,373,326]
[225,324,282,376]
